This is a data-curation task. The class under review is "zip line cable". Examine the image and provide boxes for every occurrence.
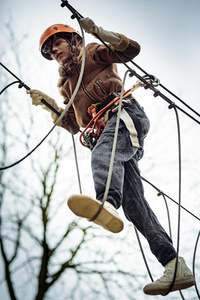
[141,177,200,222]
[123,57,200,119]
[69,126,82,194]
[161,193,172,239]
[0,80,21,95]
[134,226,154,282]
[193,231,200,299]
[0,62,64,116]
[0,125,56,170]
[162,106,182,296]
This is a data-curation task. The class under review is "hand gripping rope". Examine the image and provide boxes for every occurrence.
[0,17,86,171]
[0,63,62,116]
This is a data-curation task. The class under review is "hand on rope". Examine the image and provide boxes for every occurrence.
[0,16,86,171]
[27,89,64,126]
[79,17,123,46]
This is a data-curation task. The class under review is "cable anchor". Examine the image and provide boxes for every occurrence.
[141,74,160,88]
[18,81,30,90]
[168,102,176,109]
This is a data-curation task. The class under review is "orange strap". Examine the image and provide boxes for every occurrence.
[80,89,132,147]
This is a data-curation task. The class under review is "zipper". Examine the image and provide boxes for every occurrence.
[81,80,97,102]
[76,68,109,102]
[76,68,97,102]
[95,80,109,96]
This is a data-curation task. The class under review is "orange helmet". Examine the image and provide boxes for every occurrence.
[39,24,80,60]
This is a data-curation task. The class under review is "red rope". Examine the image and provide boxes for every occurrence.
[79,89,132,147]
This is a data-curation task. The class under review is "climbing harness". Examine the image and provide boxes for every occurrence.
[80,79,154,150]
[80,91,128,149]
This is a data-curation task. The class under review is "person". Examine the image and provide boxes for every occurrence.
[27,18,195,296]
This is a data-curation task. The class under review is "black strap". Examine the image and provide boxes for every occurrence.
[96,92,118,113]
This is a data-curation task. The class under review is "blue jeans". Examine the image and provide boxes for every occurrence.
[91,99,176,266]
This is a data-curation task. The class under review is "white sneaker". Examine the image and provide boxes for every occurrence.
[67,194,124,233]
[143,257,195,295]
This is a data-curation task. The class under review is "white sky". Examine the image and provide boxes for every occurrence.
[0,0,200,299]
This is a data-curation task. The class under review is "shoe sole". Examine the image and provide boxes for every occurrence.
[67,195,124,233]
[144,278,195,295]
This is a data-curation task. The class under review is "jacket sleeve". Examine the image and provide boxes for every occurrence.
[113,33,130,51]
[115,34,141,61]
[88,36,140,65]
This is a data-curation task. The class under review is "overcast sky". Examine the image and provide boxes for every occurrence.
[0,1,200,299]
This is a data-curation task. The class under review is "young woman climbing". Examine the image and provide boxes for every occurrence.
[27,17,195,295]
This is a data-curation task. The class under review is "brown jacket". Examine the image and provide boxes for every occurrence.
[58,34,140,133]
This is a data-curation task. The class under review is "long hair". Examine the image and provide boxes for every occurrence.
[58,33,83,78]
